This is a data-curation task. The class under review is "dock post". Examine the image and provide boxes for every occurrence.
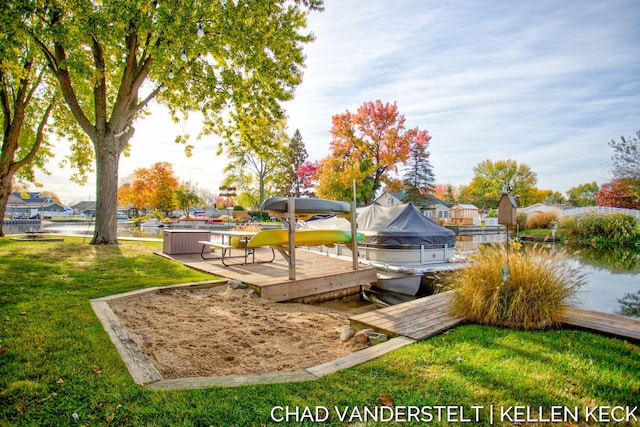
[350,201,358,271]
[288,197,296,280]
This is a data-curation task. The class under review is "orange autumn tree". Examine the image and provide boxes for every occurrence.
[315,100,430,204]
[596,178,640,209]
[118,162,179,215]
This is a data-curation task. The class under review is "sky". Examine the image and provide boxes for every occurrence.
[34,0,640,205]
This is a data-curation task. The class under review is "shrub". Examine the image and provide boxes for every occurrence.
[576,213,607,238]
[601,213,638,243]
[445,244,585,329]
[574,213,638,244]
[557,216,578,238]
[525,212,558,230]
[557,213,639,244]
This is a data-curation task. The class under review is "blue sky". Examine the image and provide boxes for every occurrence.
[40,0,640,204]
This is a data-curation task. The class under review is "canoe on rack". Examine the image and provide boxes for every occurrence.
[260,197,351,216]
[248,229,360,248]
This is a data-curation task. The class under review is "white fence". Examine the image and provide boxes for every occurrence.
[562,206,640,220]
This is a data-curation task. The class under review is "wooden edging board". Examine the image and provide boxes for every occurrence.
[148,337,416,390]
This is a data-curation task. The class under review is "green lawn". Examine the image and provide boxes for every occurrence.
[1,237,639,426]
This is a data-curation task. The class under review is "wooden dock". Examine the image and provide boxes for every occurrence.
[561,306,640,341]
[350,290,640,343]
[349,290,466,340]
[160,248,377,302]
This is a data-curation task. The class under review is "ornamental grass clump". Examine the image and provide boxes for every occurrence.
[447,244,586,329]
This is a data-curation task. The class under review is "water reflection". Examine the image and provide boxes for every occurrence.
[563,242,640,273]
[560,243,640,318]
[618,291,640,318]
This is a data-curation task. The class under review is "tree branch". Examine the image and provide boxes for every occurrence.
[51,42,97,140]
[12,96,56,172]
[135,84,161,111]
[24,66,46,107]
[0,69,11,136]
[1,60,31,158]
[112,31,153,134]
[91,34,108,133]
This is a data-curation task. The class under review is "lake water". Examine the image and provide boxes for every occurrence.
[4,222,640,317]
[560,243,640,317]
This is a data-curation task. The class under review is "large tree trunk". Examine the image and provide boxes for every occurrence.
[91,139,120,245]
[0,175,13,238]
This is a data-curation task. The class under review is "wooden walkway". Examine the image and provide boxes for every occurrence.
[561,306,640,341]
[349,290,465,340]
[160,249,377,302]
[350,290,640,343]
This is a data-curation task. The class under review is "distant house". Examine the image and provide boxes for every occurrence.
[5,194,28,218]
[449,204,480,225]
[375,192,404,207]
[9,192,65,218]
[71,201,97,217]
[374,191,452,222]
[519,203,565,217]
[421,195,452,222]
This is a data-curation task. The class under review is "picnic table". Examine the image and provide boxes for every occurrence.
[199,230,274,266]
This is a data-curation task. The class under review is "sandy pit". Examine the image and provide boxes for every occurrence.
[108,285,367,378]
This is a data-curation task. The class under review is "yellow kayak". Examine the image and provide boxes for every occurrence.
[247,229,361,248]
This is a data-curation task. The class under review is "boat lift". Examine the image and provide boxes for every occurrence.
[260,197,359,280]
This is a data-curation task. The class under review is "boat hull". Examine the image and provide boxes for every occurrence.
[374,271,422,295]
[359,244,452,265]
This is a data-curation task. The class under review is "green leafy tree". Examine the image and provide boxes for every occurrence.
[566,182,598,206]
[0,4,75,236]
[175,181,202,216]
[279,129,308,197]
[25,0,323,244]
[543,190,566,205]
[401,140,435,205]
[457,184,476,205]
[223,118,288,207]
[468,159,538,209]
[445,185,458,204]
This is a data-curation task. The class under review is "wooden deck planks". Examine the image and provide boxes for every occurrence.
[159,249,377,302]
[349,290,466,340]
[352,290,640,343]
[561,306,640,341]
